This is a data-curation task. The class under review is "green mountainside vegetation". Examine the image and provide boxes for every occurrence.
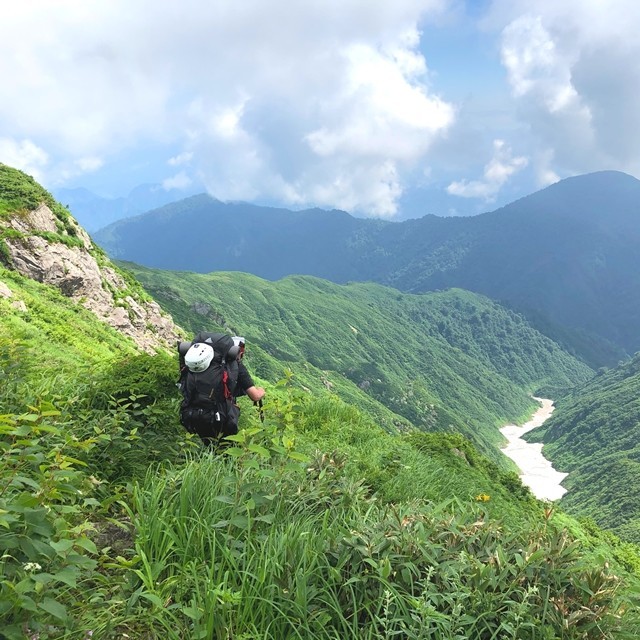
[525,353,640,544]
[3,263,640,638]
[128,266,593,465]
[94,170,640,367]
[2,164,640,638]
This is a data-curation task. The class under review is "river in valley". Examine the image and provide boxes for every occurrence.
[500,398,568,501]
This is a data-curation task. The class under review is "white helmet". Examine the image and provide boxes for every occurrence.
[184,343,214,372]
[231,336,246,360]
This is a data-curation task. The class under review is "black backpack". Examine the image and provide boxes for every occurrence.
[177,332,241,442]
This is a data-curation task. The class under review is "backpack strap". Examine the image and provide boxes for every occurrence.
[224,358,239,399]
[222,369,231,400]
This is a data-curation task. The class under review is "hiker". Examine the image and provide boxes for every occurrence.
[233,335,266,404]
[178,333,265,447]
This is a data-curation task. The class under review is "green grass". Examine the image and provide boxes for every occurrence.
[127,266,594,467]
[1,306,639,638]
[1,166,639,638]
[109,441,639,639]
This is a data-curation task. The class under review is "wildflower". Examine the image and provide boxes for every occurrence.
[23,562,42,572]
[475,493,491,502]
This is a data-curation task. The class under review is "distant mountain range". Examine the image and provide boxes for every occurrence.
[54,183,199,232]
[94,171,640,367]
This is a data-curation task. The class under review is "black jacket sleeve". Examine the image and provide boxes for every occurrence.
[235,361,255,397]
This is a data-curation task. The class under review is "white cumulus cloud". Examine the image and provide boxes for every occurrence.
[0,0,456,216]
[0,139,49,181]
[447,139,528,199]
[162,171,193,191]
[487,0,640,181]
[168,152,193,167]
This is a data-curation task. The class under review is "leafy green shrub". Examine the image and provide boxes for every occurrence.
[86,352,178,409]
[0,163,73,226]
[31,229,85,248]
[0,406,99,639]
[0,236,13,266]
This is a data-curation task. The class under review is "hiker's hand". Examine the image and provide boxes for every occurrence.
[247,386,265,402]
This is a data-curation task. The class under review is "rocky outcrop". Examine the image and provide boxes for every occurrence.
[1,203,180,353]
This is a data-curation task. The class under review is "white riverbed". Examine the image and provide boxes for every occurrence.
[500,398,568,501]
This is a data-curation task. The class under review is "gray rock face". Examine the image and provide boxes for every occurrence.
[1,203,180,352]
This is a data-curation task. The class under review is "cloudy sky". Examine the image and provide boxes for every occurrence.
[2,0,639,219]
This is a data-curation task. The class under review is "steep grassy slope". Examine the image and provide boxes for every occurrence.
[2,167,640,638]
[95,171,640,366]
[0,164,179,354]
[128,265,593,463]
[525,353,640,543]
[2,263,640,638]
[0,267,139,368]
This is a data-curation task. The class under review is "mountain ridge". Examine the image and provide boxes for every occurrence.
[95,170,640,365]
[126,264,594,464]
[525,351,640,543]
[54,181,201,232]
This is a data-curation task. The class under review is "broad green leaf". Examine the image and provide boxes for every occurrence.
[254,514,275,524]
[19,594,38,612]
[288,451,311,462]
[74,536,98,554]
[247,444,270,458]
[53,566,79,587]
[33,424,60,433]
[50,538,74,555]
[181,605,203,621]
[140,592,164,607]
[38,597,68,621]
[230,515,249,529]
[18,413,40,423]
[222,447,244,458]
[212,519,230,528]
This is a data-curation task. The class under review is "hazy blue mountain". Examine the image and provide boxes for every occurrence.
[93,171,640,365]
[54,183,199,232]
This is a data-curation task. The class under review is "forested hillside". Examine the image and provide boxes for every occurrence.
[2,164,640,637]
[525,353,640,543]
[94,170,640,367]
[128,265,593,463]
